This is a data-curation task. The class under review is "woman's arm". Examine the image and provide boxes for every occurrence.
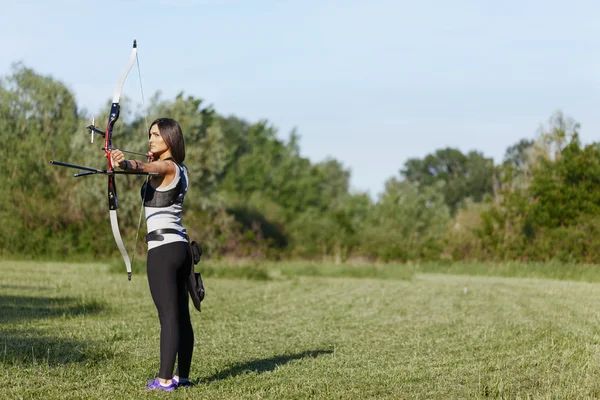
[109,149,177,186]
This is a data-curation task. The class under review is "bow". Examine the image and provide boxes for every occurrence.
[50,40,155,280]
[106,40,139,281]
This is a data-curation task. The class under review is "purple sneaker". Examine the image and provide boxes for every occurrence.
[146,378,177,391]
[173,377,193,387]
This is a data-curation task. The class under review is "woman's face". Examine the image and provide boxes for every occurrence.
[149,124,169,156]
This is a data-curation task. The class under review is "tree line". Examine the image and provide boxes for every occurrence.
[1,64,598,263]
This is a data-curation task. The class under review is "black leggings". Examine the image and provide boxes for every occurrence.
[147,241,194,379]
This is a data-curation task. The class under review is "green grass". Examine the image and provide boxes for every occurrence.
[4,260,600,398]
[112,258,600,283]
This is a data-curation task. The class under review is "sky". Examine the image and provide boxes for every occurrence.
[2,0,600,198]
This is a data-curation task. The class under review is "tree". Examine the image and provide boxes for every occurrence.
[503,139,534,170]
[0,64,87,257]
[361,178,450,261]
[291,191,372,262]
[401,148,494,213]
[529,134,600,229]
[477,113,598,263]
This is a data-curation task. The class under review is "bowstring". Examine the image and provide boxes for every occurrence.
[130,49,151,268]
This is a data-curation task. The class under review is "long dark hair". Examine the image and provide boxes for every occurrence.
[149,118,185,164]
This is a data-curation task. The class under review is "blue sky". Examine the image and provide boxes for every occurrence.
[2,0,600,198]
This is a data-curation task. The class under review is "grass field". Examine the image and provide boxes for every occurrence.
[3,260,600,399]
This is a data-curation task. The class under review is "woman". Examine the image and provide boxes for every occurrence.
[110,117,193,391]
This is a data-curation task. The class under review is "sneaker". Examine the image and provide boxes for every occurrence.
[173,377,193,387]
[146,378,177,391]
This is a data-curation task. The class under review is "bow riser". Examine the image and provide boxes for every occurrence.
[105,103,121,211]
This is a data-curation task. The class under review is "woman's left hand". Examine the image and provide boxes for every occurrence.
[108,149,127,169]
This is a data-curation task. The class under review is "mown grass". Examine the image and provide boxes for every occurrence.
[112,258,600,283]
[4,260,600,398]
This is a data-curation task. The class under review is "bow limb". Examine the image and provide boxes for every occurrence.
[110,210,132,280]
[112,41,138,103]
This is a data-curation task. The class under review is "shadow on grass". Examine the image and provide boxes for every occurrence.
[200,349,334,383]
[0,284,52,291]
[0,296,110,366]
[0,295,105,323]
[0,329,115,366]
